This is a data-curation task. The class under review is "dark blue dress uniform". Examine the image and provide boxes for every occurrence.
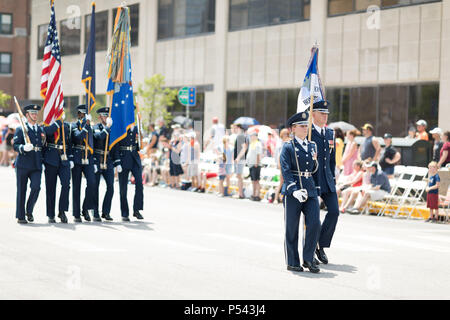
[280,111,321,272]
[311,101,340,255]
[92,108,115,220]
[43,121,72,222]
[70,105,96,221]
[13,104,60,223]
[116,125,144,219]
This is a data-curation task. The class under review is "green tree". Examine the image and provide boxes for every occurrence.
[0,90,11,109]
[136,74,178,131]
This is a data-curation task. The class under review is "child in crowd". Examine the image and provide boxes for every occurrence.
[217,136,233,197]
[425,161,440,222]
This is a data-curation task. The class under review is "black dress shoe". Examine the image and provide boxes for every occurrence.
[133,211,144,220]
[302,261,320,273]
[287,265,304,272]
[122,217,130,222]
[314,257,321,265]
[58,212,68,224]
[82,210,91,222]
[315,248,328,264]
[26,213,34,222]
[93,217,102,222]
[48,218,56,223]
[18,219,28,224]
[102,213,113,221]
[74,217,82,223]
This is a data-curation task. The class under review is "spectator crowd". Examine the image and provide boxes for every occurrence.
[2,113,450,221]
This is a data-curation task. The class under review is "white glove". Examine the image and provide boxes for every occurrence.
[293,189,308,203]
[70,161,74,169]
[23,143,33,152]
[116,164,122,173]
[106,117,113,128]
[94,164,98,173]
[85,114,92,121]
[61,112,66,121]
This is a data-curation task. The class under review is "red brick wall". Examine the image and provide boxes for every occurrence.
[0,0,30,113]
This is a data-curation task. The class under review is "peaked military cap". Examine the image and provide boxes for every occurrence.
[287,110,309,127]
[312,100,330,114]
[24,104,41,113]
[76,104,88,114]
[96,107,110,116]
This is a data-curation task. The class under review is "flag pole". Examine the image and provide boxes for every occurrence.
[13,96,31,145]
[61,115,67,160]
[84,78,91,164]
[102,95,114,170]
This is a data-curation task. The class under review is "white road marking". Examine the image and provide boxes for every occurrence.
[19,231,126,253]
[340,234,450,253]
[204,233,280,251]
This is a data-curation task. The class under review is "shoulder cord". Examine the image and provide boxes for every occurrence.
[310,141,319,174]
[291,140,303,189]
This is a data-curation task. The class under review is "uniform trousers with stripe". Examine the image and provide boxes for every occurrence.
[15,168,41,220]
[318,191,340,248]
[44,163,70,218]
[283,194,321,267]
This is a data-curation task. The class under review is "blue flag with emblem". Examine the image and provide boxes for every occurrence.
[82,3,96,112]
[297,46,325,113]
[107,6,135,150]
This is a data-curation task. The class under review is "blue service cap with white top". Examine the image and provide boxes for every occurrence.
[76,104,87,114]
[286,111,309,127]
[96,107,110,116]
[24,104,41,113]
[312,100,330,114]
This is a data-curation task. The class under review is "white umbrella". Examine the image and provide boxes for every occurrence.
[328,121,356,132]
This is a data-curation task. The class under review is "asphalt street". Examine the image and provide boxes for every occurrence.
[0,166,449,299]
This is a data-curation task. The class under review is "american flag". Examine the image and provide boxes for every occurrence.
[40,2,64,125]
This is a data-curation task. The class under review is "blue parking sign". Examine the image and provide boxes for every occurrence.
[188,87,196,106]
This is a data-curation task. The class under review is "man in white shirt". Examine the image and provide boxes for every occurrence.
[246,132,262,201]
[204,117,225,151]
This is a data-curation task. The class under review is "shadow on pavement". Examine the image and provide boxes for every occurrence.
[114,221,154,231]
[289,270,337,279]
[319,264,358,273]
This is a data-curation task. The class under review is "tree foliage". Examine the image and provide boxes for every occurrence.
[136,74,178,131]
[0,90,11,109]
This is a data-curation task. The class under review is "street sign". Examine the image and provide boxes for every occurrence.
[178,87,196,107]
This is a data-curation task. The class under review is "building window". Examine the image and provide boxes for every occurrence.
[0,13,13,35]
[63,95,80,121]
[226,89,298,129]
[37,24,48,59]
[326,83,439,136]
[113,3,139,46]
[158,0,215,40]
[85,10,108,52]
[229,0,310,32]
[60,17,81,56]
[328,0,441,16]
[0,52,12,74]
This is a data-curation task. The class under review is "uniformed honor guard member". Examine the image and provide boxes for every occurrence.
[43,112,72,223]
[92,107,114,221]
[71,104,96,223]
[280,110,321,273]
[115,121,144,222]
[310,100,339,264]
[13,104,61,224]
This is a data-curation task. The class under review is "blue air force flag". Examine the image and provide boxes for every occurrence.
[107,77,135,150]
[297,47,325,113]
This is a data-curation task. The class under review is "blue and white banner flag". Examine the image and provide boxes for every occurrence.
[297,47,325,113]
